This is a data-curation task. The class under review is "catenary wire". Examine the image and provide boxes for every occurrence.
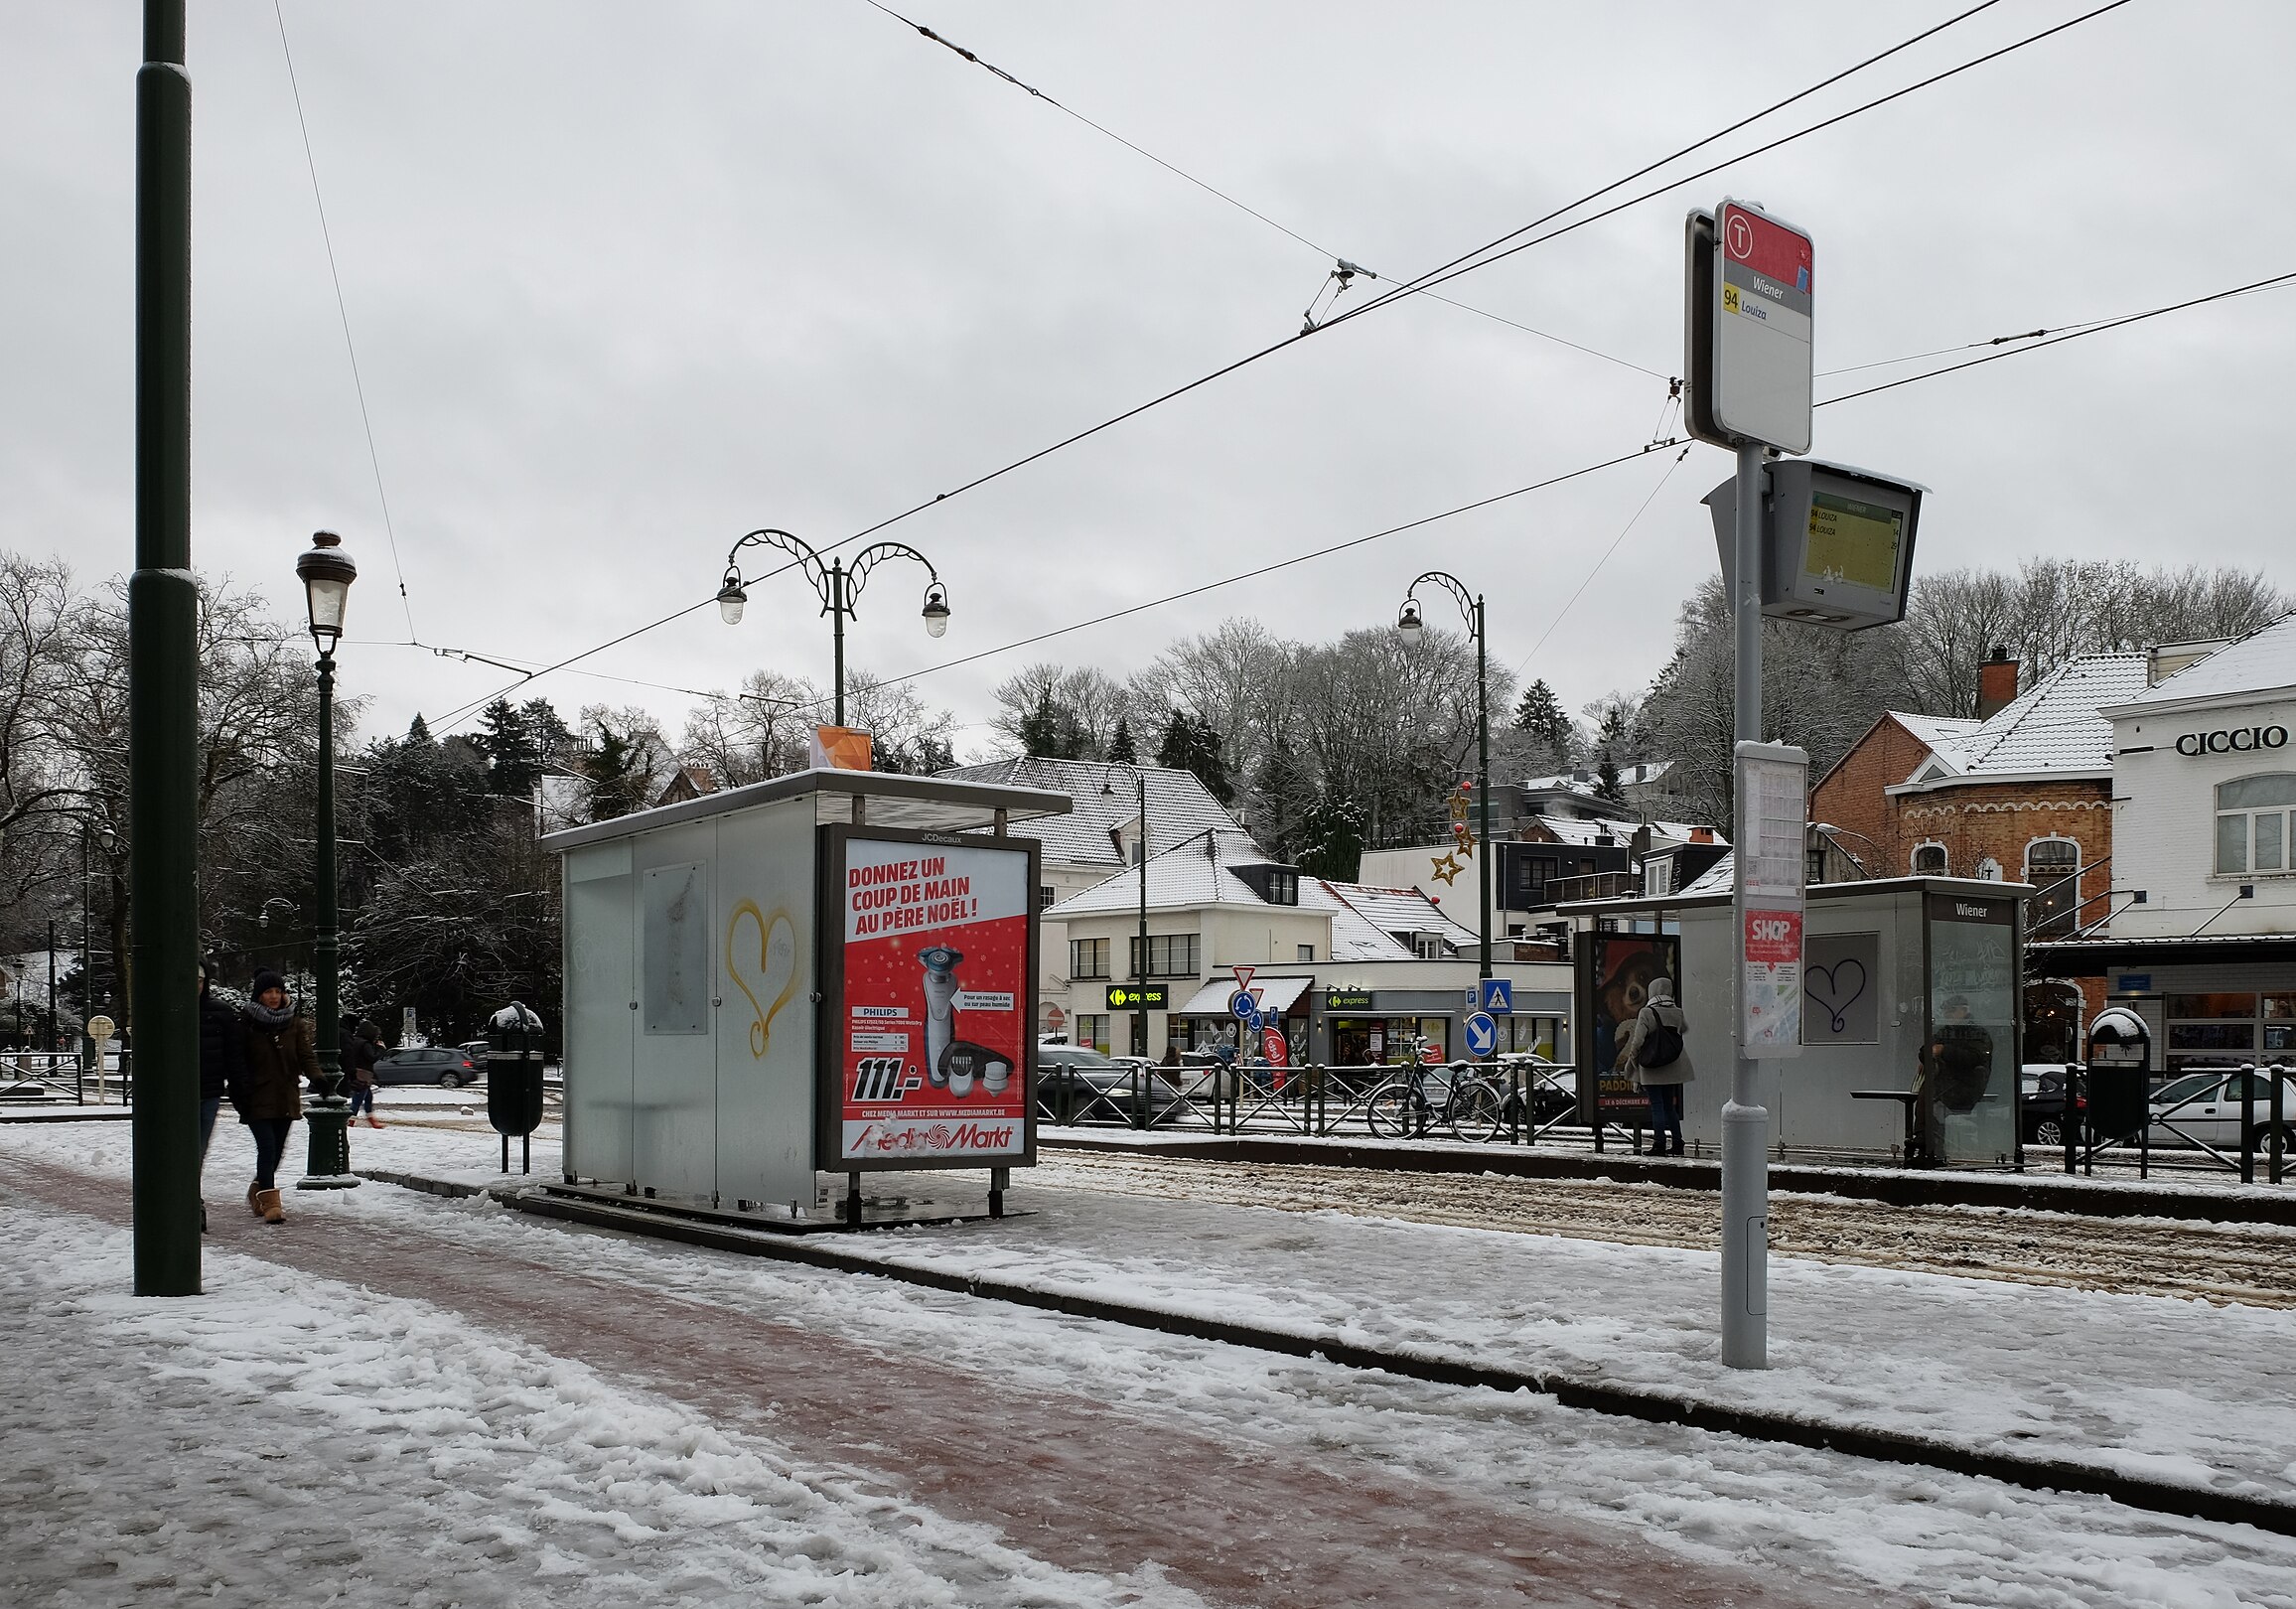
[1814,269,2296,406]
[857,0,1664,379]
[1510,447,1692,679]
[1325,0,2132,327]
[274,0,418,644]
[432,2,2068,726]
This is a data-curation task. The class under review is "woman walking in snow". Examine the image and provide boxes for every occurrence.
[233,968,315,1223]
[196,959,246,1233]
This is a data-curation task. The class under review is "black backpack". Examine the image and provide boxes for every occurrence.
[1637,1013,1683,1070]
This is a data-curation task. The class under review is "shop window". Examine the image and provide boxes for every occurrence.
[2166,992,2257,1019]
[1073,1014,1108,1054]
[2215,775,2296,873]
[1070,938,1109,979]
[1911,842,1947,875]
[2023,839,2081,937]
[1128,933,1200,977]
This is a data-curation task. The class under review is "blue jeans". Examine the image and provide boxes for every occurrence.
[347,1083,373,1117]
[199,1097,221,1169]
[1646,1083,1685,1150]
[248,1117,295,1190]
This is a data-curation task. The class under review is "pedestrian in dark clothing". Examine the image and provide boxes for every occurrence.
[234,968,314,1223]
[341,1014,383,1127]
[1616,975,1694,1156]
[196,959,246,1233]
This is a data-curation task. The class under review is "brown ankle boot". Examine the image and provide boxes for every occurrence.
[247,1182,264,1217]
[256,1188,286,1224]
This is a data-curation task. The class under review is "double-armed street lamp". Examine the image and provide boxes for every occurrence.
[295,530,359,1193]
[1396,572,1493,986]
[715,529,949,727]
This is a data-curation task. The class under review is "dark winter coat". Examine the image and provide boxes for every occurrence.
[198,990,246,1102]
[1618,998,1695,1088]
[340,1027,379,1088]
[234,1010,315,1123]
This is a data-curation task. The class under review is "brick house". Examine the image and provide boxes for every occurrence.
[1809,652,2153,1055]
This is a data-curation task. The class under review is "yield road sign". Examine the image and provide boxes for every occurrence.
[1463,1011,1499,1057]
[1230,964,1256,994]
[1479,978,1512,1015]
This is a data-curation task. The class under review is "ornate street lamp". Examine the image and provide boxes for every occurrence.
[295,530,359,1193]
[1397,572,1493,987]
[716,528,949,726]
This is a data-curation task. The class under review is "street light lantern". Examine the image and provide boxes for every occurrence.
[295,530,357,650]
[716,566,749,627]
[1395,598,1425,641]
[922,581,951,639]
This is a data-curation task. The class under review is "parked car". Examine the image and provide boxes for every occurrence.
[2018,1064,2085,1148]
[372,1044,487,1089]
[1035,1043,1184,1126]
[2147,1066,2296,1151]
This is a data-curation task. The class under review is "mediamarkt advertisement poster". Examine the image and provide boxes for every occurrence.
[818,825,1038,1170]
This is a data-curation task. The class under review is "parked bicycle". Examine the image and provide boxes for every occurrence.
[1363,1037,1511,1143]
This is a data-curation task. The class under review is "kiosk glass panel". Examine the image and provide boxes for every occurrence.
[1924,901,2017,1164]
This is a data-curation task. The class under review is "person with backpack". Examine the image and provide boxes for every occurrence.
[1615,975,1693,1156]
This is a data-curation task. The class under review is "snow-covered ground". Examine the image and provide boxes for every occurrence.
[5,1115,2295,1607]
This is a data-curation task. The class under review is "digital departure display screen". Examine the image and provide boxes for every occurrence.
[1803,491,1904,592]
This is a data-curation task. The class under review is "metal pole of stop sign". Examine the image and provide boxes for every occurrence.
[1723,443,1770,1370]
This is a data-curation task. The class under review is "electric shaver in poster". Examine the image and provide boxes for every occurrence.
[917,945,1008,1097]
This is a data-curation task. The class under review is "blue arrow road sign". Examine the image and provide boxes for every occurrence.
[1229,990,1257,1022]
[1479,978,1512,1015]
[1464,1011,1499,1057]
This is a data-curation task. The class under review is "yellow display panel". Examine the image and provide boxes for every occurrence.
[1803,491,1902,592]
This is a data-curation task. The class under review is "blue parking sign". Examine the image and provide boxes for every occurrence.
[1479,978,1512,1015]
[1464,1011,1499,1057]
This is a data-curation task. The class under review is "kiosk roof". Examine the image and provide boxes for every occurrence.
[538,768,1073,853]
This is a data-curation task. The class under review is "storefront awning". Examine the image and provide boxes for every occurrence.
[1175,975,1313,1016]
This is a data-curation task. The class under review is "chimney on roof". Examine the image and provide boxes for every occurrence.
[1975,646,2018,719]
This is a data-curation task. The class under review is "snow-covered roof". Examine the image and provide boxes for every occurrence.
[1892,711,1982,756]
[1309,880,1477,960]
[939,758,1243,871]
[1528,813,1633,847]
[2103,614,2296,714]
[1897,655,2150,787]
[1678,852,1735,897]
[1043,828,1271,916]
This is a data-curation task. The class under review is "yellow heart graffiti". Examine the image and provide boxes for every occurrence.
[726,901,799,1060]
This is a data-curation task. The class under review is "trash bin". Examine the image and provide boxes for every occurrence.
[487,1001,546,1173]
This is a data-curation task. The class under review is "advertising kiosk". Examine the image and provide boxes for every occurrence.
[542,770,1070,1222]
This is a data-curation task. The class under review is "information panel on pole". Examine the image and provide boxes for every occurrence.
[816,823,1039,1170]
[1734,741,1808,1058]
[1683,201,1814,455]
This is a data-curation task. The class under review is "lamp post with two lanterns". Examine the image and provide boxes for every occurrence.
[1396,572,1493,987]
[715,529,949,728]
[295,530,360,1192]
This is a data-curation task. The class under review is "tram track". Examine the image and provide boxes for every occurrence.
[1029,1149,2296,1309]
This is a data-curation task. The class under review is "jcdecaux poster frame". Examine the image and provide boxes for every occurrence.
[814,822,1041,1173]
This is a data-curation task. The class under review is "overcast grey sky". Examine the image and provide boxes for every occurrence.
[6,2,2292,756]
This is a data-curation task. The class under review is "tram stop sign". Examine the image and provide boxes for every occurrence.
[1704,458,1926,631]
[1684,199,1814,454]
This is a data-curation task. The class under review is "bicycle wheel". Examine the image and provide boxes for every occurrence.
[1448,1078,1507,1144]
[1364,1083,1415,1137]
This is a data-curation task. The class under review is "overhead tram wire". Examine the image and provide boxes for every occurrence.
[274,0,418,644]
[857,0,1662,379]
[666,257,2296,729]
[432,1,2125,727]
[1321,0,2133,329]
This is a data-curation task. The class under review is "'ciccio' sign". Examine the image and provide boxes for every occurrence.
[2176,725,2288,757]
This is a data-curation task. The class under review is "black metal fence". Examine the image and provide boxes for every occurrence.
[2047,1061,2290,1184]
[1032,1058,1596,1145]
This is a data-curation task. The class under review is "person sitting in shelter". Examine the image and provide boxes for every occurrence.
[1912,994,1995,1165]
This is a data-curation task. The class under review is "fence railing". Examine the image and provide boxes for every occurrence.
[2053,1061,2290,1184]
[1032,1058,1593,1145]
[0,1049,121,1105]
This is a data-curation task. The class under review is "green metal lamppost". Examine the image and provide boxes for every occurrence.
[715,528,949,726]
[1397,571,1493,986]
[296,530,360,1193]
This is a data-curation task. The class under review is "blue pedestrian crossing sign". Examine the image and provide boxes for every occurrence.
[1479,978,1512,1015]
[1464,1011,1499,1057]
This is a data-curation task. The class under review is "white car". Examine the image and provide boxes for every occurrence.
[2147,1067,2296,1151]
